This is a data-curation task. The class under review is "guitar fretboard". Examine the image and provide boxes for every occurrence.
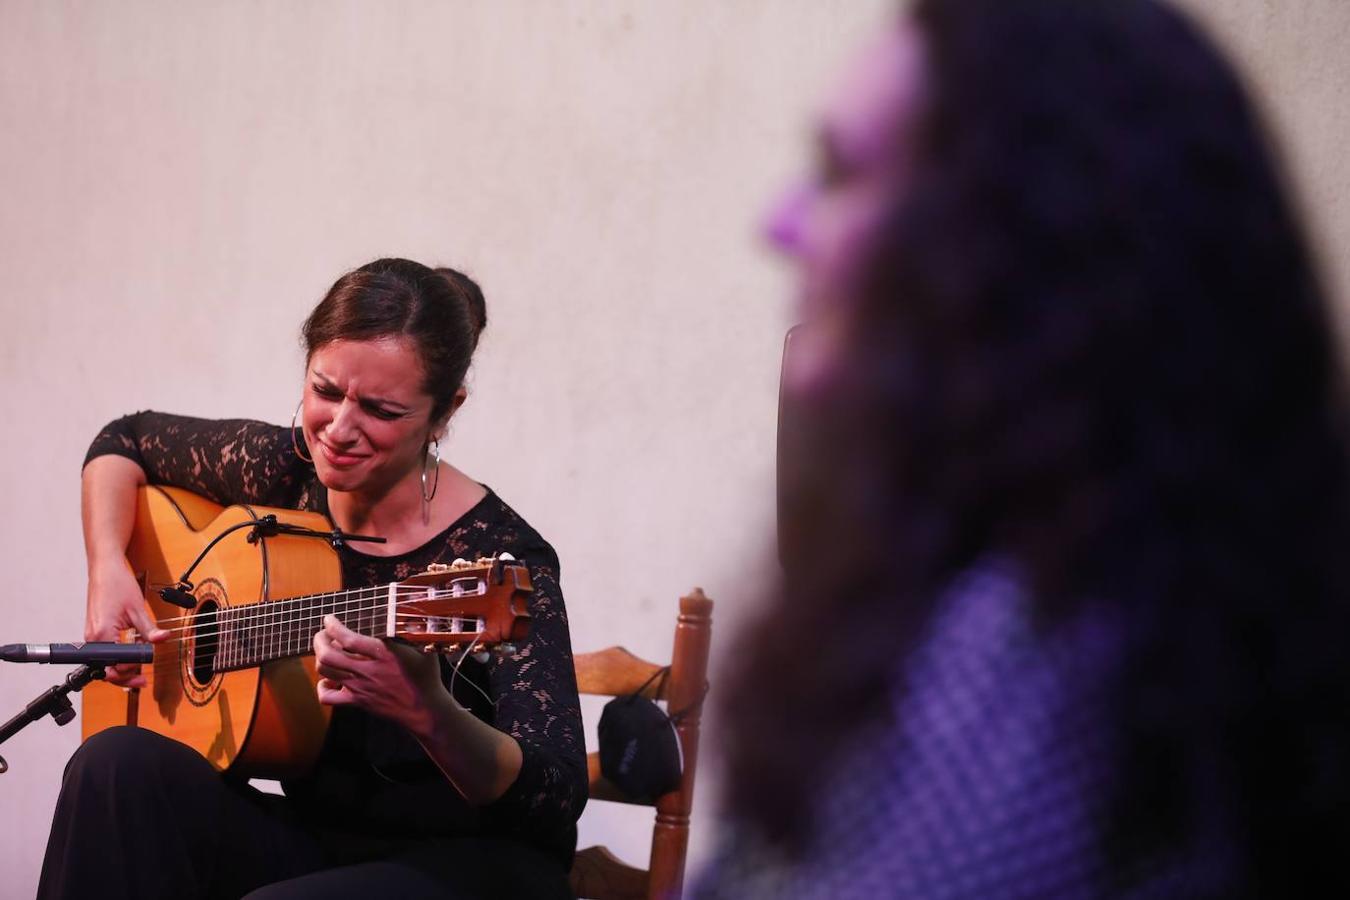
[204,586,393,672]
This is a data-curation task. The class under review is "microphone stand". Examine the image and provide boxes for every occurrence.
[0,664,106,774]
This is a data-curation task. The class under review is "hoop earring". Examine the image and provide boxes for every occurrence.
[291,401,313,463]
[422,439,441,504]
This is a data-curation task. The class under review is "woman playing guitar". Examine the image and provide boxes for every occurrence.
[39,258,585,899]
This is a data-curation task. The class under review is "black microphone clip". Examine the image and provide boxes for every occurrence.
[159,582,197,609]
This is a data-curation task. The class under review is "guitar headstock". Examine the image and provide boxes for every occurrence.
[391,554,532,653]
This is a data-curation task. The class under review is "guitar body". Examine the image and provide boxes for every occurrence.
[81,485,342,777]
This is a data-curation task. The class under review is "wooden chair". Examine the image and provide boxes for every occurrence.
[569,588,714,900]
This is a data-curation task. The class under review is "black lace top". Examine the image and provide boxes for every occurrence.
[86,412,587,865]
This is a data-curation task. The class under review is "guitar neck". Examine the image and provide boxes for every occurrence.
[211,586,394,672]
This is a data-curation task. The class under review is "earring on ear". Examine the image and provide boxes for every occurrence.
[421,438,441,505]
[291,400,313,463]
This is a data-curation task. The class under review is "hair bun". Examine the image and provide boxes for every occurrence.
[434,266,488,343]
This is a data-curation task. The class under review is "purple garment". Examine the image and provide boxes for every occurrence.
[694,560,1236,898]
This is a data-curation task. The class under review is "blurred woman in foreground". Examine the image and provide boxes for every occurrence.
[700,0,1350,896]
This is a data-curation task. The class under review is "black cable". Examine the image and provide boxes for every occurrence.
[161,514,385,609]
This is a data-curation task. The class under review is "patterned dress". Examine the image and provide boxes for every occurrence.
[693,560,1237,898]
[87,411,587,866]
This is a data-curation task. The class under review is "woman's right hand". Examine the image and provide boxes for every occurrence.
[85,558,169,688]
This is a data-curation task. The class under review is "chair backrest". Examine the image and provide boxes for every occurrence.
[569,588,714,900]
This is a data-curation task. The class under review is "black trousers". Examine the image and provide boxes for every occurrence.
[38,727,572,899]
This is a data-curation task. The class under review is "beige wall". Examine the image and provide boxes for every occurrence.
[0,1,1345,894]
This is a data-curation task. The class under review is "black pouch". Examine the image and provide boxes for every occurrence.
[597,668,685,803]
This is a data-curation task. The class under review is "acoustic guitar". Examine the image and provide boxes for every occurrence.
[81,485,532,778]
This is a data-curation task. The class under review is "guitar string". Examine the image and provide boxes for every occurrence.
[146,587,505,669]
[367,634,500,785]
[155,612,480,659]
[447,633,498,708]
[149,615,496,671]
[121,574,513,674]
[144,619,495,670]
[148,582,466,628]
[152,595,498,644]
[163,608,491,659]
[152,589,476,636]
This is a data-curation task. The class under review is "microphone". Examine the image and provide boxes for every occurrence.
[0,643,155,665]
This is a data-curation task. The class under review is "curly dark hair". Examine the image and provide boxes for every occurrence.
[724,0,1350,892]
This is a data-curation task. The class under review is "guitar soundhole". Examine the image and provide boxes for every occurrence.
[192,599,220,686]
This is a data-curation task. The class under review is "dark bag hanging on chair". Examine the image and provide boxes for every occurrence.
[597,668,686,803]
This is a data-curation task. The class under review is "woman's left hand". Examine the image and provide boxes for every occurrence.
[313,614,446,736]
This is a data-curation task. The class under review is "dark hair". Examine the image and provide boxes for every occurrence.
[725,0,1350,891]
[302,258,488,422]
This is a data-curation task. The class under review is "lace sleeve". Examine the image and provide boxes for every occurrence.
[480,553,589,840]
[84,411,311,508]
